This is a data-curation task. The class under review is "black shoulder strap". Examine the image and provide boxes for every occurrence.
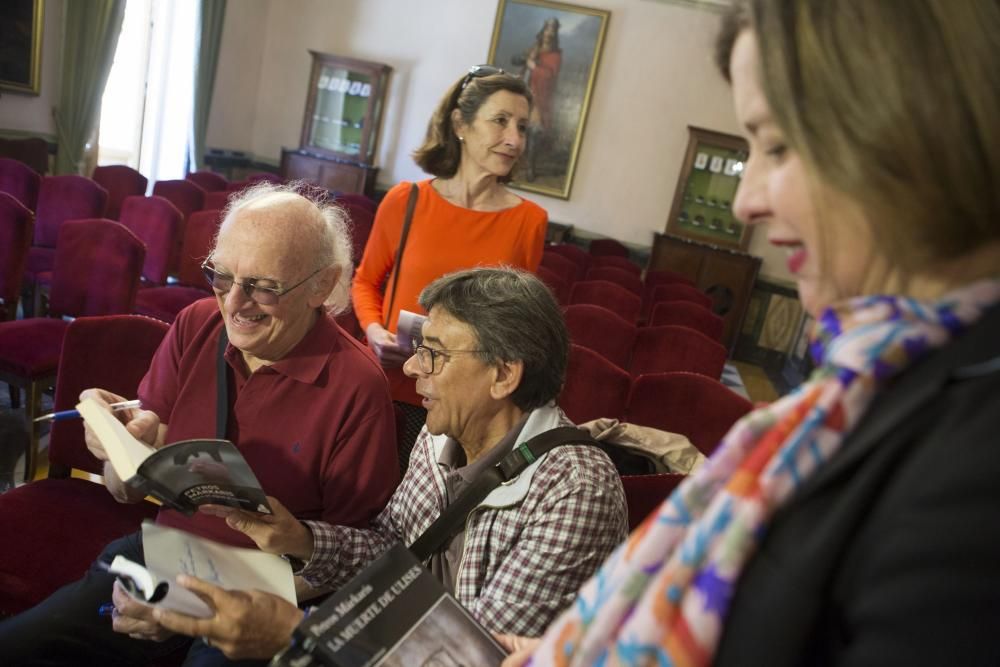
[216,328,229,439]
[408,426,597,561]
[383,182,420,329]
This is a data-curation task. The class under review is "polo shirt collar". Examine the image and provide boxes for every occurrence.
[223,308,337,386]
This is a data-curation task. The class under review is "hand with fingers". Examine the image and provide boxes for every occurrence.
[495,634,541,667]
[109,580,175,642]
[152,575,304,660]
[199,495,314,560]
[365,323,411,368]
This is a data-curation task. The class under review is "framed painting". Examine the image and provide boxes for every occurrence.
[487,0,610,199]
[0,0,44,95]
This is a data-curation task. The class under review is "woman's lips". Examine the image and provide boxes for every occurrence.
[787,246,807,274]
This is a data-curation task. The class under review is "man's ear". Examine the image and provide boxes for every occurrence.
[490,359,524,401]
[308,266,340,308]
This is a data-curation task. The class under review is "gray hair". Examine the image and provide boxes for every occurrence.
[418,267,567,412]
[217,181,354,313]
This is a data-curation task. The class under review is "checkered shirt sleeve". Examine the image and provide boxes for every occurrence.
[461,444,627,636]
[298,429,446,589]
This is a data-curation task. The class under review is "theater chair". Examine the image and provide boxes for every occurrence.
[536,265,569,305]
[589,238,629,258]
[0,193,34,322]
[546,243,591,280]
[570,280,641,323]
[119,195,184,286]
[649,300,725,341]
[584,265,643,296]
[0,158,41,211]
[0,315,165,618]
[625,371,753,457]
[185,170,228,192]
[564,303,636,369]
[91,164,149,220]
[589,255,641,275]
[0,219,145,478]
[133,209,221,323]
[560,344,630,424]
[621,472,686,530]
[540,250,578,285]
[629,325,727,380]
[152,179,205,274]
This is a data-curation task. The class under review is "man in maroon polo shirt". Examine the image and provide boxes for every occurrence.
[0,184,399,666]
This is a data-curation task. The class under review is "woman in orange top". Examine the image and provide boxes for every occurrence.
[352,66,548,454]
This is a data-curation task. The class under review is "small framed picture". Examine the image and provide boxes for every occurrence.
[723,158,738,176]
[693,152,709,170]
[709,155,724,173]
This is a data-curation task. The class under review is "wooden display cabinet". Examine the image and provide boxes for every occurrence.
[666,126,751,251]
[649,232,761,355]
[281,51,391,196]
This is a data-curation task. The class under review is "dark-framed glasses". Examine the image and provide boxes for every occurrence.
[201,261,322,306]
[460,64,505,90]
[413,344,485,374]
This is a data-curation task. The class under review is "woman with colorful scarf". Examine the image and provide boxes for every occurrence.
[500,0,1000,665]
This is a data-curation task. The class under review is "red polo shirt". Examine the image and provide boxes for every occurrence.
[138,298,398,547]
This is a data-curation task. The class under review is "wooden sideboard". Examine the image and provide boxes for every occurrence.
[280,149,378,197]
[648,232,761,354]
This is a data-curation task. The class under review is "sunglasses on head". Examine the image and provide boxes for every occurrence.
[460,64,505,90]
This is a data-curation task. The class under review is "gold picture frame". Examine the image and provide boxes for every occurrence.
[0,0,44,95]
[487,0,610,200]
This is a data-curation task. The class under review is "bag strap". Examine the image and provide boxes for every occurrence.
[383,182,420,329]
[216,328,229,439]
[408,426,597,561]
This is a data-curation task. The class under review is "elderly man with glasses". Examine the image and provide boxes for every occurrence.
[147,267,628,661]
[0,183,399,666]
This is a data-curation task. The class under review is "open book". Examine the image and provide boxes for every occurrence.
[271,543,506,667]
[109,521,295,618]
[395,310,427,355]
[78,398,272,516]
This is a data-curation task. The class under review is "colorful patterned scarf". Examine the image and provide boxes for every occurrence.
[529,280,1000,667]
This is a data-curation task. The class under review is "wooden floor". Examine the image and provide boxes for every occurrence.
[730,361,781,404]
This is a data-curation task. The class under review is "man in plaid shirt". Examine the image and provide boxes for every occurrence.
[152,267,627,660]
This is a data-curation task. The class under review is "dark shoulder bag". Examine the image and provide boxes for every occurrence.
[383,182,420,329]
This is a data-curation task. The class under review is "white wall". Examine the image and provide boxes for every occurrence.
[206,0,793,281]
[0,0,64,139]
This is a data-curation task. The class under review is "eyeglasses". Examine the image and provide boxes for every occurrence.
[460,64,505,91]
[413,344,485,374]
[201,261,322,306]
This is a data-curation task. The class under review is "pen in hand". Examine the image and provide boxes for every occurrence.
[34,400,142,423]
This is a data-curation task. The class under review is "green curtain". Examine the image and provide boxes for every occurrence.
[190,0,227,171]
[53,0,126,175]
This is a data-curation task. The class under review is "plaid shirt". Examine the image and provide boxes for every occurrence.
[300,405,627,636]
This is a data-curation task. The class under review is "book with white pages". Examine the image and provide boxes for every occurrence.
[108,521,296,618]
[78,398,272,516]
[395,309,427,354]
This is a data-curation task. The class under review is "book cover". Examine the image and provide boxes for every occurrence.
[110,521,296,618]
[78,398,272,516]
[273,543,506,667]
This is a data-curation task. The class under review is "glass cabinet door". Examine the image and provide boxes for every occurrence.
[300,52,391,165]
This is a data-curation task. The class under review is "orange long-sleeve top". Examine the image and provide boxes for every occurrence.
[352,179,547,405]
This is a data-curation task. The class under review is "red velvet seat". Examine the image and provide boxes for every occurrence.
[225,172,283,192]
[569,280,641,323]
[91,164,148,220]
[152,179,206,274]
[629,325,727,380]
[0,314,166,617]
[336,196,375,265]
[0,193,34,321]
[649,300,725,341]
[590,254,641,275]
[585,266,643,296]
[641,281,711,323]
[336,192,377,215]
[536,265,569,305]
[202,189,233,211]
[560,344,630,424]
[589,238,629,258]
[546,243,591,280]
[621,472,686,530]
[185,170,228,192]
[0,219,145,478]
[540,250,578,285]
[134,209,221,323]
[625,371,753,456]
[0,158,41,211]
[644,269,696,288]
[563,303,636,369]
[119,195,183,286]
[24,175,108,283]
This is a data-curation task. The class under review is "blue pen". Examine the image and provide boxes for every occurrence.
[98,603,115,617]
[34,400,142,423]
